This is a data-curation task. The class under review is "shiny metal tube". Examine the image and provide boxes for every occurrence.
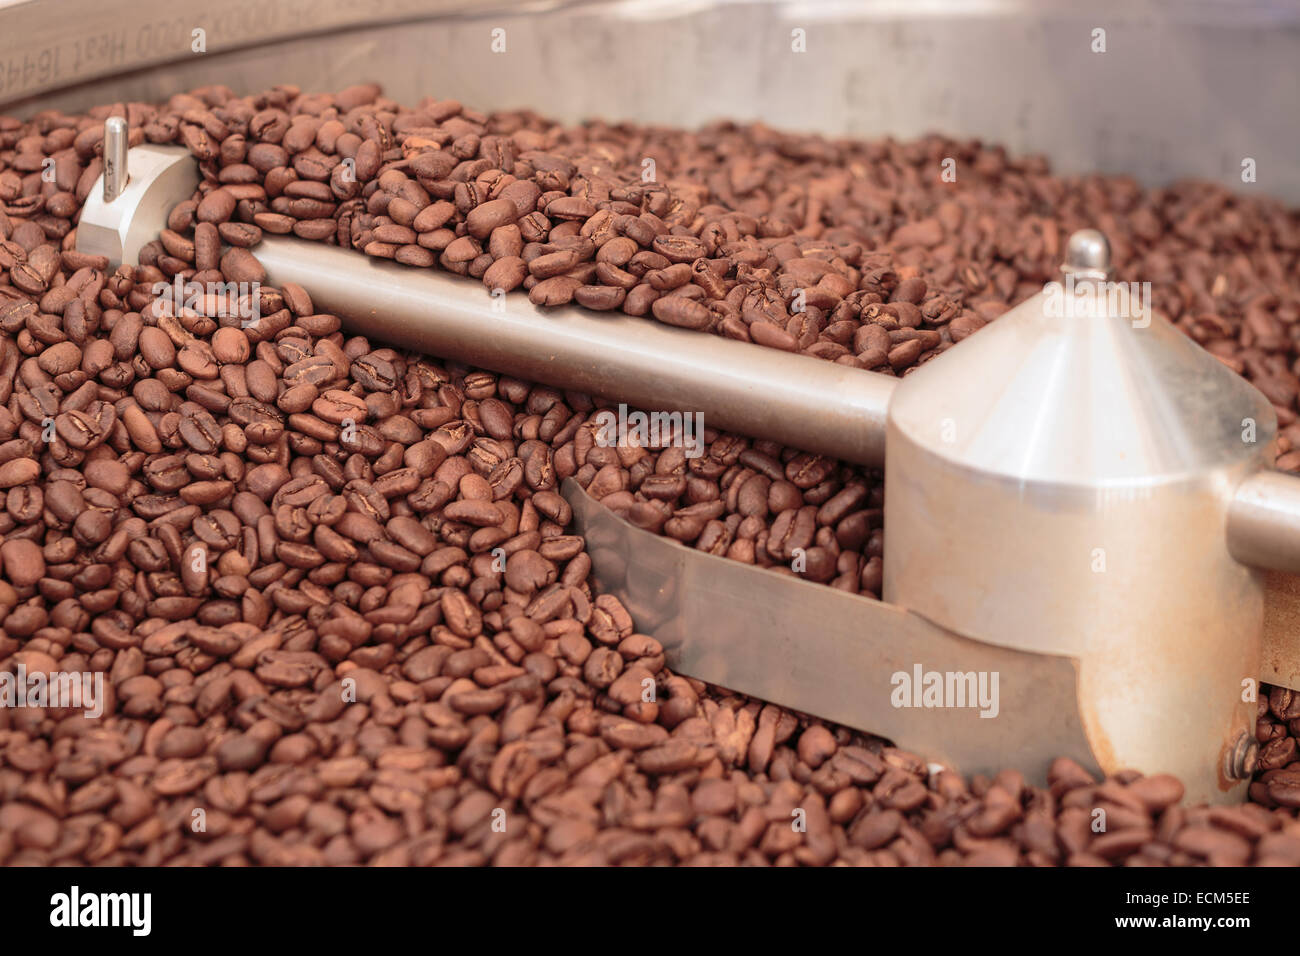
[1228,471,1300,574]
[102,117,128,202]
[254,236,897,466]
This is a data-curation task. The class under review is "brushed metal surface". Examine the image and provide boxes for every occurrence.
[1263,571,1300,692]
[1228,470,1300,575]
[76,143,199,266]
[564,477,1098,784]
[3,1,1297,200]
[886,291,1276,487]
[882,250,1274,803]
[252,234,897,466]
[101,116,128,202]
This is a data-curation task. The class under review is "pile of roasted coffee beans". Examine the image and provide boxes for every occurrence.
[118,82,1300,466]
[1,83,1299,866]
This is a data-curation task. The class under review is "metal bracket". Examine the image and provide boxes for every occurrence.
[77,141,198,268]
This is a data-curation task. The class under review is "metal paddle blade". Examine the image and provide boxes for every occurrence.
[563,478,1098,784]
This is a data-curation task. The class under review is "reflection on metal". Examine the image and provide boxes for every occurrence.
[0,0,558,107]
[5,2,1298,200]
[1262,571,1300,692]
[77,144,198,267]
[102,117,129,202]
[1225,731,1260,781]
[253,235,896,466]
[1228,471,1300,575]
[883,240,1273,804]
[75,147,897,465]
[563,477,1098,784]
[1060,227,1111,279]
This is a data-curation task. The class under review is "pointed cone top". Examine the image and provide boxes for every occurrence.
[889,230,1274,488]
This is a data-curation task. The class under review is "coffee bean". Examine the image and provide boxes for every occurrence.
[651,296,712,330]
[465,198,519,239]
[652,235,709,263]
[212,327,251,364]
[0,458,38,488]
[574,285,625,311]
[220,248,267,284]
[1,537,44,587]
[3,81,1295,871]
[218,222,263,247]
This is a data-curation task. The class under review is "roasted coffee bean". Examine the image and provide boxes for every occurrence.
[2,81,1296,872]
[651,296,712,330]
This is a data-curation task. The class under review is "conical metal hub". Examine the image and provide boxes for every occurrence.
[889,230,1275,489]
